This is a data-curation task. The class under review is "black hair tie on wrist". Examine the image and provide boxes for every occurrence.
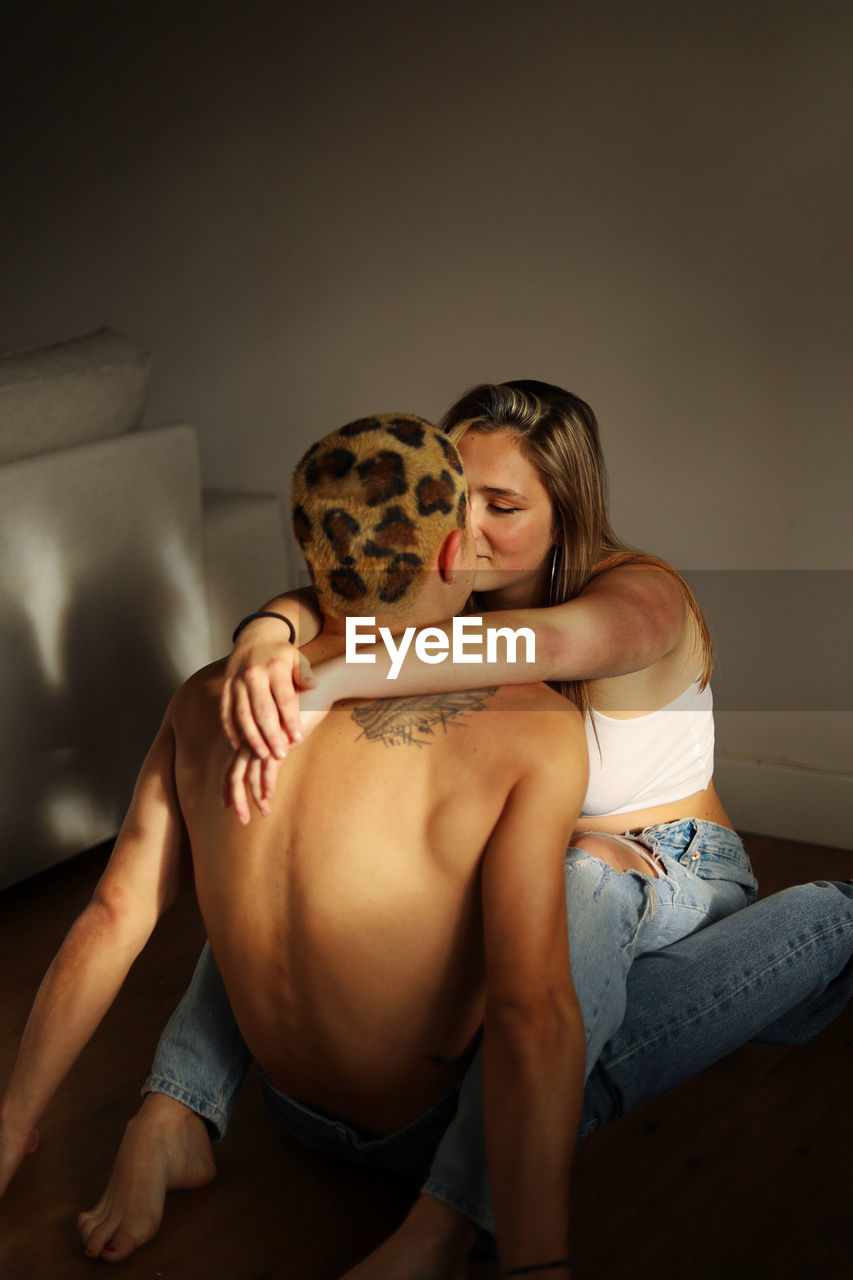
[504,1261,571,1277]
[232,611,296,646]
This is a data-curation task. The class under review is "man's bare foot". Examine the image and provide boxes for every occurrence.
[340,1193,476,1280]
[77,1092,216,1262]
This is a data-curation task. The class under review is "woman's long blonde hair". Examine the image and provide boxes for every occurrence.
[439,380,712,713]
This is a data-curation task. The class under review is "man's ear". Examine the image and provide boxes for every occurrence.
[437,528,464,583]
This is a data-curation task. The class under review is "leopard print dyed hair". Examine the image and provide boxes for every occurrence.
[292,414,467,616]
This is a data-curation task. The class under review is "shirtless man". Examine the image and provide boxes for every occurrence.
[0,415,587,1276]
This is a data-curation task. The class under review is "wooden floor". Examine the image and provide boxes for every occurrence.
[1,834,850,1279]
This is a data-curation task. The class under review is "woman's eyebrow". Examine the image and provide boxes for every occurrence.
[481,484,527,501]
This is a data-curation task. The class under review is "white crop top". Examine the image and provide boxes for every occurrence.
[581,680,715,818]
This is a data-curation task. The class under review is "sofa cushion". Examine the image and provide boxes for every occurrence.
[0,327,152,465]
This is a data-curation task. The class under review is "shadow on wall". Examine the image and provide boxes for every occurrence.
[0,437,210,890]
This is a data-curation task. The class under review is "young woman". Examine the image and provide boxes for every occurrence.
[75,384,853,1274]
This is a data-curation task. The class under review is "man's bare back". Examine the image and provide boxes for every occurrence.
[173,639,580,1135]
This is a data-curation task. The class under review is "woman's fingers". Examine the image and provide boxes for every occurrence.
[220,653,311,757]
[232,680,273,759]
[262,755,283,804]
[222,748,284,821]
[220,651,323,816]
[223,748,252,825]
[246,673,291,758]
[265,659,303,748]
[246,756,268,816]
[270,652,319,743]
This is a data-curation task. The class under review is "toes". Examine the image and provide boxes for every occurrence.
[77,1197,104,1224]
[82,1213,117,1259]
[76,1206,103,1248]
[77,1197,112,1245]
[79,1208,161,1261]
[101,1226,151,1263]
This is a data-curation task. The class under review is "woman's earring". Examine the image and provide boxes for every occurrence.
[549,546,559,605]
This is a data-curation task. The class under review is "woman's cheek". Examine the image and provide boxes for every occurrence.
[507,519,543,556]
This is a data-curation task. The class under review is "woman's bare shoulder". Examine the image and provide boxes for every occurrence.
[582,558,686,612]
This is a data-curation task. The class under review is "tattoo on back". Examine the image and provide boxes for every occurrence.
[351,689,498,748]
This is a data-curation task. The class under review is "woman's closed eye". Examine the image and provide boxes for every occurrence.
[487,503,521,515]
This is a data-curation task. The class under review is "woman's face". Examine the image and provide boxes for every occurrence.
[457,427,556,606]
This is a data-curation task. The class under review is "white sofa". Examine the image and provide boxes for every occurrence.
[0,328,290,889]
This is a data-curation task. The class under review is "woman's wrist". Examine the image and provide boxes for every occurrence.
[232,610,296,646]
[313,653,352,705]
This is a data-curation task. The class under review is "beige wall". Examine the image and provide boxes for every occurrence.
[2,1,850,842]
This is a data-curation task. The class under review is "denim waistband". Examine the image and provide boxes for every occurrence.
[632,817,743,859]
[630,818,756,895]
[257,1069,461,1181]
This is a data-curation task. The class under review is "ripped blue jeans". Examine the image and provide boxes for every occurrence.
[564,819,758,1076]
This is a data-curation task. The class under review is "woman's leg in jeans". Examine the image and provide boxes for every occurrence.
[143,941,252,1141]
[582,879,853,1133]
[568,820,759,1076]
[421,838,743,1234]
[423,880,853,1237]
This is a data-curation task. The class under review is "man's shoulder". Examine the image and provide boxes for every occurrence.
[492,680,581,721]
[166,659,228,732]
[481,683,585,763]
[489,686,589,814]
[483,685,587,814]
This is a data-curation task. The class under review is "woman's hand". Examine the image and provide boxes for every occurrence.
[222,699,333,823]
[222,748,284,824]
[220,618,317,758]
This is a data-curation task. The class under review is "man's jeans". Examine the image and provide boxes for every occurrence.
[144,828,853,1237]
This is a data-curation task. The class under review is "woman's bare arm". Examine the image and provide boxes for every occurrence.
[223,565,688,756]
[221,565,691,821]
[319,565,688,704]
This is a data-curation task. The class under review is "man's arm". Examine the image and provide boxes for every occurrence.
[0,714,190,1197]
[480,705,588,1274]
